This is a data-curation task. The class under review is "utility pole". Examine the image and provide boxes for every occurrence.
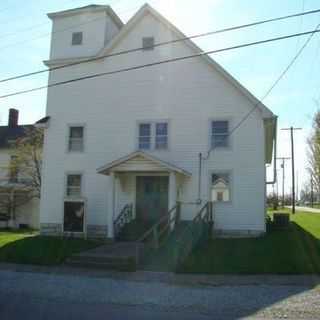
[281,127,302,214]
[277,157,290,208]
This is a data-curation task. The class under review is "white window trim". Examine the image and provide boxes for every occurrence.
[66,124,86,153]
[136,120,170,151]
[208,169,233,205]
[64,172,84,199]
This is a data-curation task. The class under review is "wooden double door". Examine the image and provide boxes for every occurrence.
[136,176,169,225]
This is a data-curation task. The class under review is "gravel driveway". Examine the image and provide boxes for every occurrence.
[0,269,319,319]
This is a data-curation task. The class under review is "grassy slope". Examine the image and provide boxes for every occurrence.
[0,230,100,265]
[179,210,320,274]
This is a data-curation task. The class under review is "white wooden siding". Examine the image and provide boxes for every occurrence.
[40,9,268,235]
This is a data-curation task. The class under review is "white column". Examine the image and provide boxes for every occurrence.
[169,172,177,229]
[107,172,115,239]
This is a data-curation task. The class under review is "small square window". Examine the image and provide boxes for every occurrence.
[72,32,83,45]
[142,37,154,50]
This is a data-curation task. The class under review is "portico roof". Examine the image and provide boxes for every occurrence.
[97,151,191,177]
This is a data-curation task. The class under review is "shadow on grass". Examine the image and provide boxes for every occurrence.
[0,235,100,266]
[179,222,320,275]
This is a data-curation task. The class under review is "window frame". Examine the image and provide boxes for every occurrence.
[209,119,231,150]
[67,124,86,153]
[71,31,83,46]
[65,172,83,199]
[136,120,170,151]
[138,123,152,150]
[208,170,233,204]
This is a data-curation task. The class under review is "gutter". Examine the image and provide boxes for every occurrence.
[266,116,278,185]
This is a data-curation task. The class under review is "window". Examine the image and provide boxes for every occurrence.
[155,123,168,149]
[142,37,154,50]
[64,201,84,232]
[211,121,229,148]
[211,173,230,202]
[66,174,82,197]
[72,32,83,45]
[138,122,168,150]
[68,126,84,152]
[139,123,151,150]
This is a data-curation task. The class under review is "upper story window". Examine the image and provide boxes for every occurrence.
[211,173,230,202]
[68,126,84,152]
[138,121,168,150]
[155,123,168,149]
[138,123,151,150]
[72,32,83,46]
[66,174,82,197]
[142,37,154,50]
[211,121,229,148]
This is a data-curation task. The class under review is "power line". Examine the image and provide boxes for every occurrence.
[0,28,319,100]
[202,21,320,161]
[1,8,320,84]
[0,3,140,51]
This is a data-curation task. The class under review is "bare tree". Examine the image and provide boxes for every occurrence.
[307,108,320,196]
[0,127,43,225]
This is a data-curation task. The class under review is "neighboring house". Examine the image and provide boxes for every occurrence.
[0,109,40,229]
[40,4,277,239]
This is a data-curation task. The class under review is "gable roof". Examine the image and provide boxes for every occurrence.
[45,3,275,120]
[0,125,34,149]
[97,3,274,119]
[97,150,191,176]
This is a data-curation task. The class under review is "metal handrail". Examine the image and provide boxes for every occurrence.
[174,201,213,268]
[137,204,180,243]
[113,203,133,239]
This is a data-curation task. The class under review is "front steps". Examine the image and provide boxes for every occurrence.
[66,242,143,271]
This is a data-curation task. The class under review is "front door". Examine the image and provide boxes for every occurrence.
[136,176,169,225]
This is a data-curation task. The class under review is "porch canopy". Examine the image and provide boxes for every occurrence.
[96,150,191,177]
[96,151,191,238]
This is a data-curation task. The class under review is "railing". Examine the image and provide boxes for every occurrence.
[135,203,181,263]
[173,201,213,269]
[113,203,133,239]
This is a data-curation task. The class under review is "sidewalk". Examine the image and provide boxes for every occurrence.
[285,206,320,213]
[0,262,319,287]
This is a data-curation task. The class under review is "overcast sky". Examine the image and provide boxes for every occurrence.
[0,0,319,197]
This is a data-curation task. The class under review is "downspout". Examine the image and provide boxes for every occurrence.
[266,116,278,185]
[197,152,202,204]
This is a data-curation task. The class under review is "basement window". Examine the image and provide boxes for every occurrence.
[72,32,83,45]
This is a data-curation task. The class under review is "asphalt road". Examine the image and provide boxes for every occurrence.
[0,269,320,319]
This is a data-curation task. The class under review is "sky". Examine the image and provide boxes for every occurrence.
[0,0,319,197]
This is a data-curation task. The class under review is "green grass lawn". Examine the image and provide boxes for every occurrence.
[179,209,320,274]
[0,230,100,265]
